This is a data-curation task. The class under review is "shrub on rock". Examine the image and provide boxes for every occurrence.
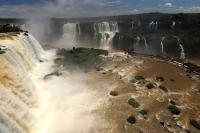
[128,98,140,108]
[127,116,136,124]
[139,109,149,116]
[190,119,200,130]
[156,76,165,82]
[168,105,181,115]
[146,83,155,89]
[159,85,168,93]
[135,76,145,80]
[110,91,118,96]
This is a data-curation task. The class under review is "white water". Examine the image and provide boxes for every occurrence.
[179,43,185,59]
[0,33,108,133]
[143,38,148,50]
[0,33,43,133]
[149,21,158,30]
[161,37,165,54]
[94,21,119,50]
[171,21,176,29]
[177,38,186,59]
[57,23,81,49]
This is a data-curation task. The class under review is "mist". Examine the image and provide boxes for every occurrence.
[30,50,109,133]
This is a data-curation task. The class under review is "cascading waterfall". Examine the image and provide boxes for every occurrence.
[0,32,109,133]
[94,21,119,50]
[59,23,81,48]
[161,37,165,54]
[171,21,176,29]
[143,38,148,50]
[0,33,45,133]
[177,38,186,59]
[136,36,140,46]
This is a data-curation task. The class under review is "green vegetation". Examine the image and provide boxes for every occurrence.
[109,91,118,96]
[128,98,140,108]
[190,119,200,130]
[170,79,175,82]
[168,105,181,115]
[56,47,108,70]
[0,24,22,33]
[139,109,149,116]
[135,76,145,80]
[146,83,155,89]
[170,100,176,105]
[127,116,136,124]
[156,76,165,82]
[159,85,169,93]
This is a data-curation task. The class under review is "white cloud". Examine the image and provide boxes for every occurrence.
[164,2,173,8]
[177,6,200,13]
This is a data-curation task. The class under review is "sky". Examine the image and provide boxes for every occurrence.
[0,0,199,18]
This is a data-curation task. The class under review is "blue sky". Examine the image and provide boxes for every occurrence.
[0,0,199,18]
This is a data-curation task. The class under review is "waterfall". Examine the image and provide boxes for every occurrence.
[143,38,148,50]
[171,21,176,29]
[130,21,134,29]
[161,37,165,54]
[94,21,119,50]
[59,23,81,48]
[0,33,45,133]
[136,36,140,46]
[177,38,186,59]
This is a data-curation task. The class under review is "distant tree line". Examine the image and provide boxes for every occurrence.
[0,24,23,33]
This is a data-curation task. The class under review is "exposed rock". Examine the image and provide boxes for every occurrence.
[128,98,140,108]
[127,116,136,124]
[168,105,181,115]
[43,70,62,80]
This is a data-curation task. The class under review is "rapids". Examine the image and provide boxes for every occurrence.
[0,33,108,133]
